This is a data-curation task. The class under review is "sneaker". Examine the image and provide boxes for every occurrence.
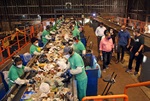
[125,69,132,73]
[121,59,125,64]
[115,60,119,64]
[134,71,138,75]
[102,69,106,73]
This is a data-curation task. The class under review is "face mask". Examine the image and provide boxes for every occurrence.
[108,37,111,40]
[64,54,70,59]
[35,43,38,46]
[121,29,123,32]
[17,64,22,68]
[73,42,77,44]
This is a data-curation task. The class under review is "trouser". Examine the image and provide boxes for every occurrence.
[97,36,102,53]
[117,45,126,61]
[77,77,88,101]
[102,51,111,69]
[128,52,143,72]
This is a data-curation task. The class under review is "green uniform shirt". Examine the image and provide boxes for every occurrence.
[42,30,50,45]
[73,41,85,55]
[30,44,40,55]
[8,65,25,88]
[68,52,87,81]
[72,28,80,39]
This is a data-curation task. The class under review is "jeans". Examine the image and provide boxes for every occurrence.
[128,52,143,72]
[117,45,126,61]
[102,51,111,69]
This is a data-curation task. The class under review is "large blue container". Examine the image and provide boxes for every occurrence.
[20,54,32,66]
[86,69,98,96]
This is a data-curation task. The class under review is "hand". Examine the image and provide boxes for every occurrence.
[100,52,102,56]
[29,79,36,84]
[127,45,130,48]
[135,52,139,56]
[41,50,44,54]
[130,48,132,52]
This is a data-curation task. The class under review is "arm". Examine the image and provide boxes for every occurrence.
[70,67,82,75]
[138,44,144,53]
[95,27,98,36]
[127,38,131,47]
[99,39,103,55]
[82,50,86,55]
[33,51,41,55]
[45,35,51,40]
[24,66,31,72]
[14,78,29,85]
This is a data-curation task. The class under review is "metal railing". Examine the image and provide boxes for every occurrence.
[82,81,150,101]
[0,18,54,66]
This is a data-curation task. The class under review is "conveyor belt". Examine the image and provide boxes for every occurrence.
[93,17,150,48]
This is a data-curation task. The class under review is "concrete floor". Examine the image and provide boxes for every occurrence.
[84,25,150,101]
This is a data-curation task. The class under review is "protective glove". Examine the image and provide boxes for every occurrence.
[41,50,44,54]
[29,79,36,84]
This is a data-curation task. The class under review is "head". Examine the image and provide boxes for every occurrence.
[73,36,79,44]
[133,29,140,36]
[99,22,103,27]
[13,57,23,68]
[110,28,113,34]
[31,37,39,46]
[104,30,111,39]
[63,47,74,59]
[121,25,126,32]
[46,25,50,31]
[69,24,75,31]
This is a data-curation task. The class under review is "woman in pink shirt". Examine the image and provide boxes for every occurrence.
[99,30,114,72]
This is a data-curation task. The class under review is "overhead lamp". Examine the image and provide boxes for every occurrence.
[22,15,25,18]
[92,13,96,17]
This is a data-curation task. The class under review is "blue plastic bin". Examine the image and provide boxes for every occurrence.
[86,69,98,96]
[20,54,32,66]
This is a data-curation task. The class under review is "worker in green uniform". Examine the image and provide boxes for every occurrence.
[30,37,43,55]
[42,25,51,45]
[8,57,35,88]
[63,47,87,101]
[73,36,86,56]
[70,24,80,40]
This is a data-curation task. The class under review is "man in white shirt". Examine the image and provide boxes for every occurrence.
[95,22,106,60]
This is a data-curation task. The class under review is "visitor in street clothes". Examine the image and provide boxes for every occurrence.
[95,22,106,60]
[116,25,131,64]
[126,29,144,75]
[109,28,116,56]
[99,30,114,72]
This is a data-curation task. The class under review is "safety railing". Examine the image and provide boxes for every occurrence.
[0,18,54,66]
[82,81,150,101]
[124,81,150,94]
[82,94,128,101]
[102,16,150,33]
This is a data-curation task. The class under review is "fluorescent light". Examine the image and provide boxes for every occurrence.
[92,13,96,17]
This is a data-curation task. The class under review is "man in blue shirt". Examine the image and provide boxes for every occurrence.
[116,25,131,64]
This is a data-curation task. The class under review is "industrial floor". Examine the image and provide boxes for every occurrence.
[84,24,150,101]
